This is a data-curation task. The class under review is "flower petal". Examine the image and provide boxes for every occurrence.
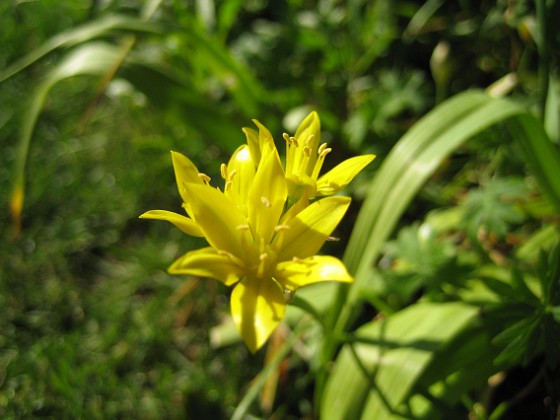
[168,247,244,286]
[294,111,321,174]
[275,255,353,291]
[139,209,203,237]
[171,151,204,205]
[230,277,286,353]
[273,196,351,261]
[225,145,256,214]
[184,183,251,255]
[248,143,287,244]
[316,154,375,196]
[242,127,261,164]
[279,194,310,225]
[252,119,274,147]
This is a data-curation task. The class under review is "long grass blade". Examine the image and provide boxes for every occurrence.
[0,15,161,83]
[10,43,122,234]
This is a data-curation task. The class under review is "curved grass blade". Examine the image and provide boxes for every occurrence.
[345,90,560,300]
[10,43,122,234]
[0,15,162,83]
[179,16,266,117]
[316,90,560,412]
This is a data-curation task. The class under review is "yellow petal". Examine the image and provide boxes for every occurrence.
[225,145,256,214]
[242,127,261,164]
[273,196,351,261]
[316,154,375,196]
[248,143,287,244]
[275,255,353,291]
[286,172,317,201]
[184,183,251,255]
[294,111,321,174]
[139,209,203,237]
[168,247,244,286]
[279,194,310,225]
[252,119,274,148]
[230,277,286,353]
[171,151,204,204]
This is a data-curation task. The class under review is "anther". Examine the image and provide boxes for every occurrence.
[284,288,294,302]
[236,224,250,231]
[303,146,311,157]
[283,133,291,143]
[225,180,233,191]
[318,143,328,155]
[198,173,211,184]
[220,163,227,179]
[320,147,332,158]
[261,197,271,208]
[274,225,290,232]
[305,134,314,146]
[327,236,340,242]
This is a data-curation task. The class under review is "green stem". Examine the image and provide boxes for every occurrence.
[231,322,306,420]
[313,282,350,411]
[536,0,550,121]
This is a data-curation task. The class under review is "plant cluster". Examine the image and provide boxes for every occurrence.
[1,0,559,418]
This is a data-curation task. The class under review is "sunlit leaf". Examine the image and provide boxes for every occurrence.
[321,302,478,420]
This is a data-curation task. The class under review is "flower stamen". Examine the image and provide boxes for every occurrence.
[198,173,211,184]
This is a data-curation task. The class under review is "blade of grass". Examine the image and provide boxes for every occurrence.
[316,89,560,407]
[0,15,162,83]
[345,90,560,314]
[10,43,122,235]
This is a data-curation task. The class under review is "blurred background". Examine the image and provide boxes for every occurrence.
[0,0,556,418]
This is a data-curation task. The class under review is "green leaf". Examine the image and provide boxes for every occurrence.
[120,60,243,152]
[321,302,478,420]
[461,178,527,238]
[10,42,123,232]
[409,326,500,418]
[506,114,560,211]
[337,90,560,328]
[179,16,266,117]
[0,14,162,83]
[493,313,541,366]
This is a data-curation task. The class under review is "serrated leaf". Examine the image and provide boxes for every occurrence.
[493,313,541,366]
[461,178,527,238]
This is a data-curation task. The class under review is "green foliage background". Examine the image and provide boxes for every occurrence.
[1,0,559,418]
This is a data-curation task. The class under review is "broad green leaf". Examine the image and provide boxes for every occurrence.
[337,90,560,327]
[410,326,500,418]
[321,302,478,420]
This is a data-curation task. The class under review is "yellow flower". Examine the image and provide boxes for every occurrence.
[284,111,375,201]
[140,113,374,352]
